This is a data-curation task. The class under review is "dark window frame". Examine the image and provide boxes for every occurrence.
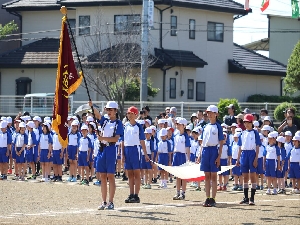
[68,18,76,36]
[196,82,205,101]
[207,22,224,42]
[171,16,177,36]
[79,15,90,36]
[170,78,176,99]
[189,19,195,39]
[114,14,141,35]
[187,79,194,99]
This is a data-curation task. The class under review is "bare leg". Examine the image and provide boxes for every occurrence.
[204,172,211,198]
[211,172,217,198]
[107,174,116,202]
[134,169,141,195]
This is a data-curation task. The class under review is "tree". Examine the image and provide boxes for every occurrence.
[217,98,241,121]
[0,21,18,40]
[284,40,300,95]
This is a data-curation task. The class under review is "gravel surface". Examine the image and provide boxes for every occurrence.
[0,175,299,225]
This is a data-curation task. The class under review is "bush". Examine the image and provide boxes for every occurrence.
[273,102,297,121]
[247,94,300,103]
[217,98,241,121]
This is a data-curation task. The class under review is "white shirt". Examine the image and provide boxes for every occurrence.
[158,140,169,154]
[39,134,51,149]
[190,140,199,155]
[284,142,293,156]
[220,144,229,159]
[231,141,239,159]
[258,145,265,158]
[265,145,279,160]
[33,127,40,142]
[79,137,91,152]
[94,140,100,156]
[289,148,300,163]
[69,132,79,146]
[201,124,222,147]
[240,130,257,150]
[15,134,25,148]
[262,137,268,147]
[28,132,33,146]
[0,133,8,147]
[102,121,117,138]
[173,133,189,153]
[144,139,152,155]
[52,133,62,150]
[124,124,142,146]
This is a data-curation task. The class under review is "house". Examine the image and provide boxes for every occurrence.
[0,0,287,104]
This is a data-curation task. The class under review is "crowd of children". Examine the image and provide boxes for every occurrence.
[0,103,299,210]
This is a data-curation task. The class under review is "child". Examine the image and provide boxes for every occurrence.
[150,125,159,184]
[263,131,281,195]
[190,128,200,189]
[52,130,64,182]
[217,132,231,191]
[256,133,265,190]
[276,136,286,194]
[93,126,101,186]
[231,132,243,191]
[167,127,175,183]
[141,127,154,189]
[200,105,224,207]
[157,128,172,188]
[33,116,42,176]
[115,136,122,179]
[87,122,97,182]
[67,120,80,182]
[38,122,53,182]
[6,117,14,175]
[78,125,92,185]
[253,121,260,132]
[11,120,20,178]
[122,106,149,203]
[284,131,293,188]
[287,134,300,194]
[261,125,271,147]
[25,121,38,179]
[14,122,28,181]
[236,114,261,205]
[0,121,12,180]
[173,118,190,200]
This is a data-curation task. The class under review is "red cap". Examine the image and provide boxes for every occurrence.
[127,106,139,115]
[243,114,254,122]
[167,127,174,133]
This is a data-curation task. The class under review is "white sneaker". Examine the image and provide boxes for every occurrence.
[41,178,45,182]
[294,189,300,194]
[162,183,168,189]
[266,189,271,195]
[272,189,277,195]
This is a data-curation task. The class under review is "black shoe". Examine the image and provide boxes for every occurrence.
[209,198,216,207]
[89,177,93,182]
[249,198,255,205]
[77,175,81,180]
[129,195,140,203]
[229,176,234,181]
[125,194,134,203]
[122,176,128,181]
[203,198,211,207]
[152,178,157,184]
[239,197,249,204]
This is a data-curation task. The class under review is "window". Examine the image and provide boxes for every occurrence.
[79,16,90,36]
[16,77,31,108]
[196,82,205,101]
[68,19,76,35]
[114,15,141,34]
[187,79,194,99]
[170,78,176,99]
[189,19,195,39]
[207,22,224,42]
[171,16,177,36]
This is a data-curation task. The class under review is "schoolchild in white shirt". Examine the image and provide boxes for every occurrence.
[190,128,200,189]
[287,134,300,194]
[256,133,265,190]
[284,131,293,187]
[166,127,175,183]
[276,136,286,194]
[0,121,12,180]
[217,133,231,191]
[51,129,64,182]
[33,116,42,176]
[14,122,28,181]
[141,127,154,189]
[87,122,97,182]
[231,132,243,191]
[150,125,159,184]
[261,125,271,147]
[25,121,38,179]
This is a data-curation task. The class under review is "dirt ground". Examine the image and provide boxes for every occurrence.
[0,175,299,225]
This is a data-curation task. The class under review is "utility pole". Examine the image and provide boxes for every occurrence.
[140,0,149,104]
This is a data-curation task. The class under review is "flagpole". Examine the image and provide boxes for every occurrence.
[60,6,98,125]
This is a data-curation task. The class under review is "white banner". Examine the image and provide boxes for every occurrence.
[148,0,154,27]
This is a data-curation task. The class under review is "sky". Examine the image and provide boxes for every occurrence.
[233,0,293,56]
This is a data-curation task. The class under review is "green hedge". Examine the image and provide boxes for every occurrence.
[273,102,297,121]
[247,94,300,103]
[217,98,241,121]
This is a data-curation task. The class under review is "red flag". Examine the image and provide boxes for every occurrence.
[245,0,250,10]
[52,16,82,148]
[261,0,270,12]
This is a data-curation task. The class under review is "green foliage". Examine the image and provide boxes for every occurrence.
[247,94,300,103]
[284,41,300,94]
[0,21,18,40]
[217,98,241,121]
[273,102,297,121]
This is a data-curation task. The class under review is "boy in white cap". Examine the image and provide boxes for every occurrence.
[200,105,224,207]
[0,121,12,180]
[141,127,154,189]
[14,122,28,181]
[157,128,171,188]
[263,131,281,195]
[287,134,300,193]
[284,131,293,187]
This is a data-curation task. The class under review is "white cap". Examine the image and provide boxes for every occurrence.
[67,116,72,121]
[71,116,78,120]
[144,127,153,134]
[259,133,264,139]
[160,128,168,136]
[44,116,51,122]
[223,128,228,133]
[89,122,96,130]
[105,101,118,109]
[235,128,242,133]
[191,113,197,118]
[6,117,12,123]
[177,118,187,126]
[71,120,79,126]
[33,116,42,123]
[253,121,259,127]
[268,131,278,138]
[185,124,193,130]
[233,132,241,138]
[296,131,300,136]
[263,116,271,121]
[86,116,94,122]
[284,131,292,136]
[221,123,228,128]
[192,128,199,133]
[144,119,151,125]
[292,135,300,141]
[150,125,156,131]
[81,124,88,130]
[136,120,145,125]
[20,116,27,121]
[226,104,234,109]
[0,121,7,128]
[0,116,6,121]
[158,119,165,124]
[231,123,237,127]
[261,125,271,131]
[170,107,177,112]
[206,105,218,113]
[19,122,26,128]
[43,122,51,129]
[276,136,285,143]
[26,121,35,129]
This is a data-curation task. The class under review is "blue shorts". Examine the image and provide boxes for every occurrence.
[52,150,63,165]
[40,149,51,163]
[97,145,117,173]
[289,162,300,179]
[78,151,88,167]
[256,157,264,174]
[89,149,93,163]
[240,150,257,173]
[200,146,218,172]
[124,146,140,170]
[67,145,77,160]
[231,159,241,176]
[141,154,152,170]
[219,158,229,175]
[25,148,34,163]
[12,145,16,159]
[158,153,169,170]
[93,156,97,169]
[276,161,284,178]
[0,147,9,163]
[16,147,25,163]
[152,151,158,161]
[33,146,39,162]
[265,159,276,177]
[172,152,186,167]
[190,153,196,162]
